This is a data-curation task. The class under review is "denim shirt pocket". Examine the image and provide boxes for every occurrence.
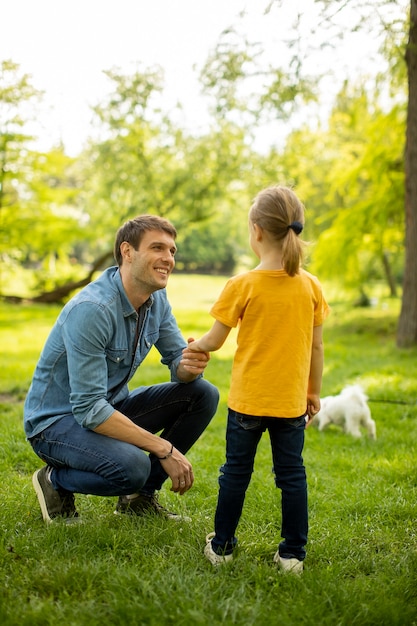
[105,347,129,377]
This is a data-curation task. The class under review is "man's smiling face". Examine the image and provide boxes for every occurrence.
[129,229,177,294]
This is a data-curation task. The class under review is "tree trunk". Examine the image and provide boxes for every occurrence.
[2,250,114,304]
[397,0,417,347]
[382,251,397,298]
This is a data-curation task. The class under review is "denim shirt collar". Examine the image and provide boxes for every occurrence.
[112,267,154,318]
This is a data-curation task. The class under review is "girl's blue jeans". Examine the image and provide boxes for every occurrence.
[211,409,308,561]
[30,379,219,497]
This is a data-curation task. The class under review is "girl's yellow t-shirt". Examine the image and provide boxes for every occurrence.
[210,269,330,418]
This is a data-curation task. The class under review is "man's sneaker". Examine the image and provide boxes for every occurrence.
[204,532,234,566]
[273,551,303,575]
[115,493,190,522]
[32,466,79,524]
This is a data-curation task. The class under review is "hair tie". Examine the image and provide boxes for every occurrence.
[288,221,303,235]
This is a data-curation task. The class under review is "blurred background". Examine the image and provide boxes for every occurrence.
[1,0,414,345]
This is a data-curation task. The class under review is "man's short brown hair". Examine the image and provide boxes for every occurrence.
[114,215,177,266]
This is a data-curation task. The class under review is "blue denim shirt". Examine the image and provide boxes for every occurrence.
[24,267,188,438]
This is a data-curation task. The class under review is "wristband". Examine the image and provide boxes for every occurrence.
[156,444,174,460]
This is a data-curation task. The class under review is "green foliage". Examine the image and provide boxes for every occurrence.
[80,67,257,272]
[199,26,317,123]
[176,219,237,274]
[97,66,165,124]
[1,276,417,625]
[0,59,41,153]
[0,2,411,311]
[0,62,89,297]
[0,60,42,263]
[279,83,406,293]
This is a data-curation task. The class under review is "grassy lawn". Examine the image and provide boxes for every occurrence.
[1,275,416,625]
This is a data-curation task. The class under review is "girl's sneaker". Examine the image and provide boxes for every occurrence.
[273,551,303,575]
[204,532,234,565]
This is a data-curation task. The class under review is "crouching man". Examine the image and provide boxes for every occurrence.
[24,215,219,523]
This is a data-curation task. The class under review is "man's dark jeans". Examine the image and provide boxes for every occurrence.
[30,379,219,496]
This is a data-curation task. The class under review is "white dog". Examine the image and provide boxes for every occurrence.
[312,385,376,439]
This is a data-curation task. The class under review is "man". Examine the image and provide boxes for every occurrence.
[24,214,219,523]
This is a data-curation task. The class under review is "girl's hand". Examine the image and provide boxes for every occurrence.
[306,395,321,427]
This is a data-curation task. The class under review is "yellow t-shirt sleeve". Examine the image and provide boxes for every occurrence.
[210,279,242,328]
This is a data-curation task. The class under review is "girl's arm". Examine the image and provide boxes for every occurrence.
[306,324,324,423]
[187,321,232,353]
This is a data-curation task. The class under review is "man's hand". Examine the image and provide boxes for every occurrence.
[159,446,194,495]
[177,337,210,380]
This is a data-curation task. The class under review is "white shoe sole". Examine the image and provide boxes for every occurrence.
[273,551,303,574]
[204,533,233,565]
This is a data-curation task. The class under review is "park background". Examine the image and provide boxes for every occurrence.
[1,1,416,624]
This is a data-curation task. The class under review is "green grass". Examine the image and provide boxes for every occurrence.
[1,275,417,625]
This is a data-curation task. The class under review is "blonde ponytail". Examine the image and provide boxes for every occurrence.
[249,186,306,276]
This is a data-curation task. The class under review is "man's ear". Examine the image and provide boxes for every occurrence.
[120,241,132,263]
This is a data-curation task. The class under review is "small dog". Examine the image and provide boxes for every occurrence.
[312,385,376,439]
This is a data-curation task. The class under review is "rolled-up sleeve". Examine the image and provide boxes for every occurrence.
[60,302,118,429]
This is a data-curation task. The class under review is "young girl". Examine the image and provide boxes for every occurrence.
[186,185,330,574]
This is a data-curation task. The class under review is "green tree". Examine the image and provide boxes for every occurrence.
[265,0,414,343]
[289,84,405,296]
[1,62,258,301]
[0,59,41,283]
[0,61,88,300]
[204,1,413,339]
[199,25,317,130]
[2,144,90,301]
[81,67,255,272]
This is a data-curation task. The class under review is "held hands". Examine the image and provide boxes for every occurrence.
[179,337,210,376]
[159,446,194,495]
[184,337,201,352]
